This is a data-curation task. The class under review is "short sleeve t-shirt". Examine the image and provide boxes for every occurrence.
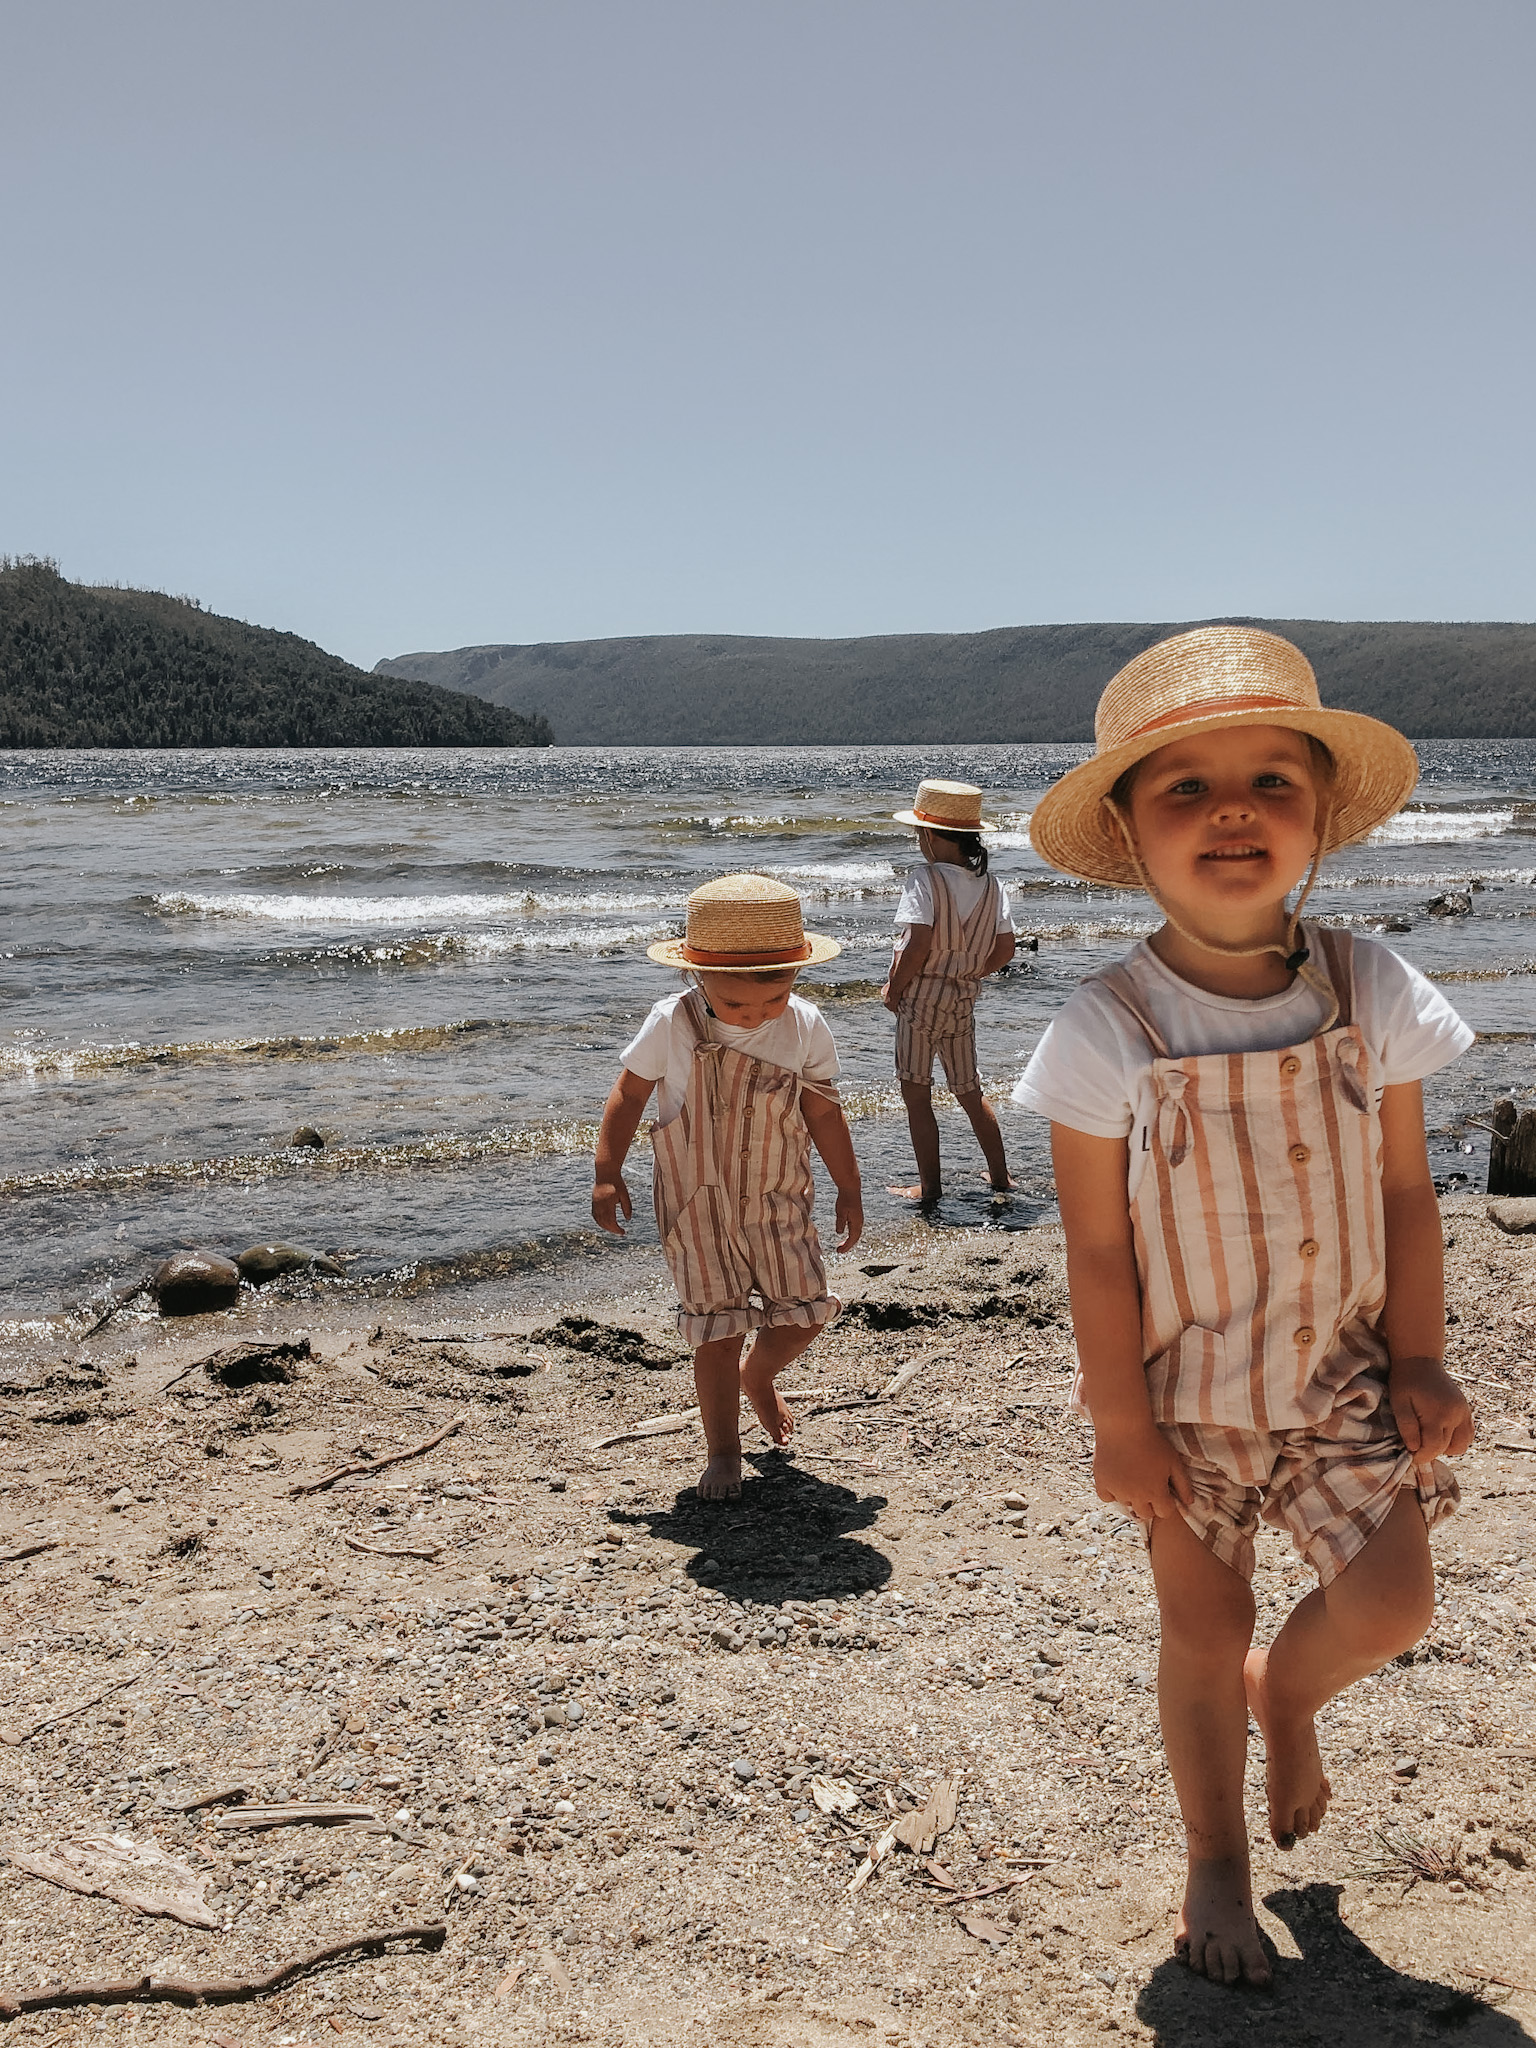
[1014,929,1473,1155]
[622,989,840,1129]
[895,864,1014,934]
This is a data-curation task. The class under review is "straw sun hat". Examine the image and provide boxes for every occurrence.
[647,873,840,973]
[893,779,998,833]
[1027,626,1420,889]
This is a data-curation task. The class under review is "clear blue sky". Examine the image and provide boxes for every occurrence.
[3,1,1532,667]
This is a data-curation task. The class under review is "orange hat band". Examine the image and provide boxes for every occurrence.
[681,941,812,968]
[1120,692,1303,744]
[912,807,979,828]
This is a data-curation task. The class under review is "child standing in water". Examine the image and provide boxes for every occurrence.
[884,779,1016,1203]
[1017,628,1473,1988]
[592,874,862,1500]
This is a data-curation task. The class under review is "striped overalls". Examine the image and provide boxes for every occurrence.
[651,990,841,1346]
[1095,927,1458,1585]
[895,866,1001,1097]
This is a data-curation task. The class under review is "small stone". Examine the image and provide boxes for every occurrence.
[290,1125,325,1149]
[1002,1492,1027,1511]
[541,1705,567,1730]
[1034,1683,1064,1706]
[564,1702,584,1726]
[730,1758,757,1783]
[151,1249,241,1316]
[1391,1755,1419,1779]
[710,1625,736,1649]
[454,1872,479,1892]
[548,1476,568,1493]
[793,1807,811,1824]
[1488,1198,1536,1236]
[1038,1646,1065,1667]
[554,1798,575,1816]
[108,1488,134,1511]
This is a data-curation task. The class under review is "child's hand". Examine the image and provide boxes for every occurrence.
[880,980,901,1014]
[1092,1419,1194,1524]
[591,1175,633,1237]
[835,1188,864,1252]
[1389,1355,1474,1466]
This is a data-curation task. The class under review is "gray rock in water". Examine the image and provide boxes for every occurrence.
[290,1126,325,1150]
[1426,891,1473,917]
[151,1250,241,1315]
[1488,1198,1536,1235]
[236,1242,344,1282]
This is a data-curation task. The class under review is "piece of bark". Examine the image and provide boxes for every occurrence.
[955,1912,1012,1946]
[343,1537,443,1561]
[848,1820,900,1893]
[213,1802,378,1832]
[810,1776,859,1816]
[0,1670,141,1747]
[0,1921,446,2019]
[6,1835,216,1928]
[290,1414,465,1496]
[892,1772,960,1855]
[157,1783,251,1814]
[590,1408,700,1450]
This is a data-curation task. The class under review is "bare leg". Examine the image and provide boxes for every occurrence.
[891,1080,941,1202]
[1149,1509,1272,1989]
[692,1334,746,1499]
[740,1319,823,1445]
[1246,1488,1435,1848]
[955,1086,1015,1190]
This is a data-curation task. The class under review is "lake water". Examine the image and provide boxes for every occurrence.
[4,742,1535,1328]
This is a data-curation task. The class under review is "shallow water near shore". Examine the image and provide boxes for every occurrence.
[3,741,1535,1324]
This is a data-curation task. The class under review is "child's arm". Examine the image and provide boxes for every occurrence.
[1379,1081,1474,1466]
[591,1068,657,1237]
[1052,1122,1194,1521]
[981,931,1016,977]
[882,923,932,1012]
[802,1091,864,1251]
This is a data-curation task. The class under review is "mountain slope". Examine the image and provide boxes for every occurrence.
[1,560,552,749]
[377,619,1536,744]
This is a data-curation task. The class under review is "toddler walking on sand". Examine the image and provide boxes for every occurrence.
[1017,628,1474,1987]
[592,875,862,1500]
[884,779,1016,1202]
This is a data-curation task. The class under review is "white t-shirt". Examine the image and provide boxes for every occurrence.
[895,863,1014,934]
[1014,929,1473,1153]
[622,989,840,1130]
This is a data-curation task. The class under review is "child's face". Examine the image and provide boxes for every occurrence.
[696,970,799,1028]
[1125,725,1321,926]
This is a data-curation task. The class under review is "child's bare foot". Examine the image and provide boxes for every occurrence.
[1175,1858,1272,1988]
[887,1183,940,1204]
[696,1452,742,1500]
[1244,1644,1331,1848]
[740,1352,794,1446]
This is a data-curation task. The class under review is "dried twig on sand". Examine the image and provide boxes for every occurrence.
[344,1536,443,1561]
[157,1783,251,1814]
[212,1803,378,1833]
[0,1670,142,1748]
[0,1922,447,2019]
[1353,1827,1485,1889]
[0,1540,60,1565]
[290,1414,465,1496]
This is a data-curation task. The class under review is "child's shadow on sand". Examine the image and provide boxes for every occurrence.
[1137,1883,1532,2046]
[617,1451,893,1602]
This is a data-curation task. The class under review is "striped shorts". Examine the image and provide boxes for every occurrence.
[1154,1415,1459,1586]
[894,1007,980,1096]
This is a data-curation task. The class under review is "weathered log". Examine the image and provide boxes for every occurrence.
[1488,1100,1536,1197]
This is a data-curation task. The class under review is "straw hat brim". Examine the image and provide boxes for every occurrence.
[646,933,842,971]
[1027,705,1420,888]
[892,810,1000,833]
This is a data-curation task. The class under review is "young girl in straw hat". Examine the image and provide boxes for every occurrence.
[1017,626,1473,1988]
[884,778,1017,1203]
[592,874,863,1500]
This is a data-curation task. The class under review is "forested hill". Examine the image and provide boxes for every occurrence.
[377,619,1536,745]
[0,561,552,749]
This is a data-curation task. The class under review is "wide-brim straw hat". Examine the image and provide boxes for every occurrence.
[893,778,998,833]
[1028,626,1420,888]
[647,872,840,972]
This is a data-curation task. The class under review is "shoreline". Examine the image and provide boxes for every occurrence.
[0,1199,1532,2043]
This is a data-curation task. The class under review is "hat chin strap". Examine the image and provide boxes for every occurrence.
[1102,796,1338,1031]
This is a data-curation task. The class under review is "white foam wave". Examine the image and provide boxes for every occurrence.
[1368,809,1516,845]
[156,888,682,924]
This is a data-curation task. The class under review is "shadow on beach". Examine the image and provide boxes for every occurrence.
[615,1447,894,1603]
[1137,1883,1533,2047]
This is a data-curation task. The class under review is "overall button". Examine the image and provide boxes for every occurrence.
[1281,1055,1302,1077]
[1288,1143,1311,1165]
[1299,1238,1320,1259]
[1294,1325,1316,1346]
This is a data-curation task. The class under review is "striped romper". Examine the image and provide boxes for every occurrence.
[651,989,842,1346]
[1092,927,1458,1586]
[895,865,1002,1097]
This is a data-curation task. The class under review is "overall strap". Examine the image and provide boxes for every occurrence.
[1307,924,1356,1029]
[679,984,713,1045]
[953,870,1001,956]
[1094,963,1172,1058]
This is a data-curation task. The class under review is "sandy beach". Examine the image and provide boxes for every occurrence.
[1,1198,1533,2047]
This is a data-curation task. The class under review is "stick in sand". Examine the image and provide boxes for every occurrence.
[0,1922,446,2019]
[291,1414,465,1496]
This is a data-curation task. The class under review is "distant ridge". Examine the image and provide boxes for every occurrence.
[1,559,552,749]
[377,619,1536,746]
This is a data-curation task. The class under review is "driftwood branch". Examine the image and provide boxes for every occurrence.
[0,1670,141,1748]
[291,1414,465,1496]
[0,1920,447,2020]
[212,1802,378,1833]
